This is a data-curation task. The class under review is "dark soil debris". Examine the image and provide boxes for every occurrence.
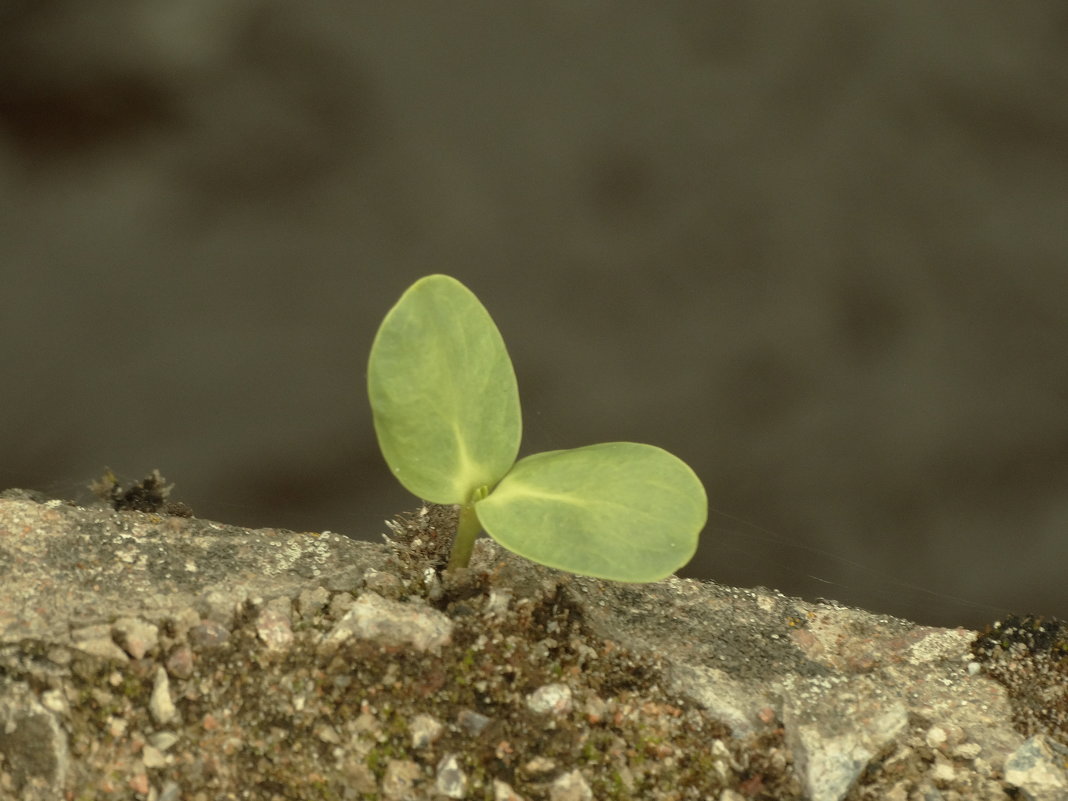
[383,502,459,571]
[972,614,1068,741]
[89,468,193,517]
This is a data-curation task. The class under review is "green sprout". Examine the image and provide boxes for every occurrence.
[367,274,707,582]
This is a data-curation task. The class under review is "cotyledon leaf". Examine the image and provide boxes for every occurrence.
[367,274,522,504]
[475,442,707,582]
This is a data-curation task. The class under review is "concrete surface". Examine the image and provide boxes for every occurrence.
[3,493,1064,800]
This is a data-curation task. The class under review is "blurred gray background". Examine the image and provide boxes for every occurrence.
[2,2,1066,629]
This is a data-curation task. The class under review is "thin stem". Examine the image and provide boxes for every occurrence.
[446,501,482,571]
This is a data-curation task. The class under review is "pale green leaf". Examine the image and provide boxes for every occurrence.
[476,442,706,582]
[368,274,522,503]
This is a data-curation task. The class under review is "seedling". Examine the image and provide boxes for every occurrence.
[367,274,707,582]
